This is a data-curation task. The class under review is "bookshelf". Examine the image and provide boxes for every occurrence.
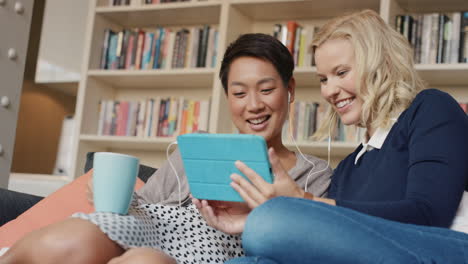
[71,0,468,177]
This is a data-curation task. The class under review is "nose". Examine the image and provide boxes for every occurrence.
[321,78,340,101]
[246,93,265,113]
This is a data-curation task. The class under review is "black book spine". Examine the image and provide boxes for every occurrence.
[196,27,204,67]
[100,29,112,69]
[436,14,448,63]
[200,25,210,67]
[119,30,130,69]
[460,12,468,63]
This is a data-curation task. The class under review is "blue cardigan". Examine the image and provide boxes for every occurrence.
[328,89,468,227]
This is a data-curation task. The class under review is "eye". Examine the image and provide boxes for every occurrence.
[232,92,246,97]
[337,70,348,77]
[319,77,327,84]
[261,88,274,94]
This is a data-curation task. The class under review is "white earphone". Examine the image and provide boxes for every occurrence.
[288,92,291,103]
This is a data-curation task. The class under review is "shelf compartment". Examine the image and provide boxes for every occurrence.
[229,0,380,21]
[80,134,358,157]
[285,141,358,157]
[415,64,468,87]
[293,64,468,87]
[80,135,177,151]
[95,2,221,27]
[87,68,216,89]
[393,0,468,13]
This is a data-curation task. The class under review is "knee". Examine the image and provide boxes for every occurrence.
[241,197,335,256]
[11,218,116,263]
[242,197,299,254]
[35,219,102,258]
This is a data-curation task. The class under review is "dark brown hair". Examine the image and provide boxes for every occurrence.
[219,33,294,93]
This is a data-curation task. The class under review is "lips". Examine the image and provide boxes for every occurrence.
[335,97,355,109]
[247,115,270,125]
[246,115,271,131]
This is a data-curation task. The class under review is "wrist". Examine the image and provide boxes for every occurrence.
[303,191,314,200]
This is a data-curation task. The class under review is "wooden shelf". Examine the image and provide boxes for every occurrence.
[79,134,357,157]
[394,0,468,13]
[293,64,468,87]
[87,68,215,89]
[294,67,320,87]
[80,134,177,151]
[9,173,72,197]
[72,0,468,177]
[95,2,221,27]
[229,0,380,21]
[415,64,468,87]
[38,81,79,96]
[285,141,358,157]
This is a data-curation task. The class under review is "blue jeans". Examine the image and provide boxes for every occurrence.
[226,197,468,264]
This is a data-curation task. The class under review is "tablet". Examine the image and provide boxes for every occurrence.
[177,133,274,202]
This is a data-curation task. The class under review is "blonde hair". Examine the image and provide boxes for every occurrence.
[312,9,425,140]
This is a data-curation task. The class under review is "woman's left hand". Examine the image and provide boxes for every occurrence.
[192,197,250,235]
[230,147,304,209]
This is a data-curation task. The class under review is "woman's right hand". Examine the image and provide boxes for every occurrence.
[192,197,250,235]
[86,176,94,205]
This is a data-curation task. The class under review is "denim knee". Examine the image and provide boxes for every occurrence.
[242,197,324,255]
[241,197,354,258]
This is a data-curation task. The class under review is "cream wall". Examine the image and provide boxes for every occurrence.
[35,0,89,83]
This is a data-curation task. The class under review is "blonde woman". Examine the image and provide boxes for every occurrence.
[196,10,468,263]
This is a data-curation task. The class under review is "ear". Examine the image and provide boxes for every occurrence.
[287,77,296,103]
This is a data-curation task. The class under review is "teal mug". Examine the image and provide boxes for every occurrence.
[93,152,139,215]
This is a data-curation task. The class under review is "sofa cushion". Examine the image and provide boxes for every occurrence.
[0,169,144,247]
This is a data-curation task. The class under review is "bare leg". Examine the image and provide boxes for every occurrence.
[108,248,176,264]
[0,218,124,264]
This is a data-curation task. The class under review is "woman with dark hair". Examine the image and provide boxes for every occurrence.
[0,33,332,264]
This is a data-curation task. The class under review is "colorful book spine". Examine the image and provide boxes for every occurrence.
[100,29,114,69]
[134,30,145,70]
[141,32,155,69]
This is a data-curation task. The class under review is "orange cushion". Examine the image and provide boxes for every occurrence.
[0,169,144,247]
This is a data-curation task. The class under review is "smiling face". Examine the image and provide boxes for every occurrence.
[226,56,292,146]
[315,38,363,126]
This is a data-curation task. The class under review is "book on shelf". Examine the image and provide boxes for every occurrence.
[145,0,190,4]
[282,100,364,144]
[285,21,298,56]
[96,97,210,138]
[272,22,317,67]
[395,11,468,64]
[99,25,218,70]
[53,116,76,176]
[280,99,468,145]
[462,12,468,63]
[110,0,131,6]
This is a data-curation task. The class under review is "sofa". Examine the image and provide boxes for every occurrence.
[0,152,157,248]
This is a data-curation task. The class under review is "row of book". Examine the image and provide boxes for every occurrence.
[395,12,468,64]
[96,99,467,141]
[97,98,210,138]
[109,0,190,5]
[145,0,190,3]
[100,25,218,70]
[109,0,131,5]
[272,21,318,68]
[281,100,468,143]
[281,101,364,143]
